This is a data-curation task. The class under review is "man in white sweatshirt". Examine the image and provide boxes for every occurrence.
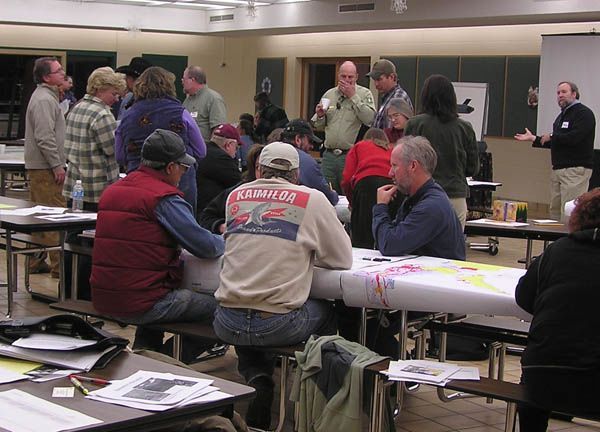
[214,142,352,430]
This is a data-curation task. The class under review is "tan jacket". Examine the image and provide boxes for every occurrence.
[215,178,352,314]
[312,85,376,150]
[25,84,66,170]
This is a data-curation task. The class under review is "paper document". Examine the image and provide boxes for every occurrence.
[36,212,97,221]
[531,219,562,226]
[385,360,461,384]
[13,333,98,351]
[469,218,529,227]
[87,370,220,411]
[26,365,83,382]
[0,357,41,374]
[0,205,67,216]
[0,342,115,372]
[0,389,102,432]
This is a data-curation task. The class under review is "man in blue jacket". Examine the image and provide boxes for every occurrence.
[373,135,464,259]
[369,135,464,358]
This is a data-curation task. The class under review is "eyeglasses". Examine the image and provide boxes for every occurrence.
[177,162,190,172]
[48,68,64,75]
[387,112,406,121]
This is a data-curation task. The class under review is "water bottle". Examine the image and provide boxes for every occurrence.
[72,180,84,212]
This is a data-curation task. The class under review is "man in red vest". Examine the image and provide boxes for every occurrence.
[91,129,224,360]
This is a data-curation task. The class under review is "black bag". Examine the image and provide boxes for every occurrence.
[428,331,490,361]
[0,314,129,368]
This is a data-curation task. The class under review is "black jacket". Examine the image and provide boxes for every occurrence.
[516,228,600,369]
[255,103,289,143]
[198,182,241,233]
[196,142,241,213]
[533,102,596,170]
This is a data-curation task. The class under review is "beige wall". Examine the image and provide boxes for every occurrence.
[3,20,598,206]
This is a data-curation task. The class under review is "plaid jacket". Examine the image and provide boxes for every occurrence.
[372,84,413,130]
[64,94,119,203]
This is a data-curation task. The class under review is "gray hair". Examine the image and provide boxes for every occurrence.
[140,158,167,171]
[260,162,299,184]
[33,57,59,84]
[397,135,438,175]
[185,66,207,84]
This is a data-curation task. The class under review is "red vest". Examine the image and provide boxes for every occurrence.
[91,166,183,317]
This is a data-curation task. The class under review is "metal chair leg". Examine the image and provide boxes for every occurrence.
[274,355,289,432]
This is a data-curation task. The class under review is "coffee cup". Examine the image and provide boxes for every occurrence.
[320,98,331,110]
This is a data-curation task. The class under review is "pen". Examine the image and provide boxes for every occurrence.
[362,257,392,262]
[70,375,111,386]
[69,375,90,395]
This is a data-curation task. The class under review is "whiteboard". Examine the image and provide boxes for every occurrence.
[452,82,489,141]
[539,34,600,150]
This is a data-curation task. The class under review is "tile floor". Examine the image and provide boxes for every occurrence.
[1,228,598,431]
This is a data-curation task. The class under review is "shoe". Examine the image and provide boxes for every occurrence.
[246,376,274,430]
[29,262,51,274]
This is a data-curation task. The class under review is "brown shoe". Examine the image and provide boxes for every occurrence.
[29,262,51,274]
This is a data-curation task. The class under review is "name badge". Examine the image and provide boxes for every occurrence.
[561,121,569,128]
[190,111,198,118]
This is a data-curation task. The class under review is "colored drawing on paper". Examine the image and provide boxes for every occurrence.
[354,258,521,307]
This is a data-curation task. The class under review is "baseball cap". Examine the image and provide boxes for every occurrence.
[282,119,322,144]
[115,57,152,79]
[141,129,196,166]
[366,59,396,80]
[212,124,242,145]
[259,142,300,171]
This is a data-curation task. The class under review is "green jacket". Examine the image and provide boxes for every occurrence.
[405,114,479,198]
[312,85,375,150]
[291,335,393,432]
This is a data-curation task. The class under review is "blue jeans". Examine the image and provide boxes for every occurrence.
[213,300,336,382]
[118,289,217,359]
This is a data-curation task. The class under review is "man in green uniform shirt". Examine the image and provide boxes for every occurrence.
[182,65,228,142]
[312,61,376,193]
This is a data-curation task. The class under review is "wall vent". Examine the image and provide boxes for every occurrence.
[338,3,375,13]
[210,14,234,23]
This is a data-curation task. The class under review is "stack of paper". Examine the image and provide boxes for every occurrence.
[0,336,116,372]
[383,360,480,386]
[86,370,232,411]
[0,389,102,432]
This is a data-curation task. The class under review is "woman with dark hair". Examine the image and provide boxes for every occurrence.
[405,74,479,228]
[341,127,398,248]
[515,188,600,431]
[115,66,205,215]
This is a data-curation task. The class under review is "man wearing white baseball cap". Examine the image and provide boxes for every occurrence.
[214,142,352,430]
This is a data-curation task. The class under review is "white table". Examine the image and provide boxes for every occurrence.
[181,248,530,320]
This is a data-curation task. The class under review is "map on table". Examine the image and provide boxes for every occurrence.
[344,256,526,316]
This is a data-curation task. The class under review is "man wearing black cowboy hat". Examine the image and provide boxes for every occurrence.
[115,56,152,119]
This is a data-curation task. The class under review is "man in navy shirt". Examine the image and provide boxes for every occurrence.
[373,135,465,260]
[369,135,465,358]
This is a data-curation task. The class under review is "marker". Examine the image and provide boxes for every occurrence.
[362,257,392,262]
[70,375,110,386]
[69,375,90,395]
